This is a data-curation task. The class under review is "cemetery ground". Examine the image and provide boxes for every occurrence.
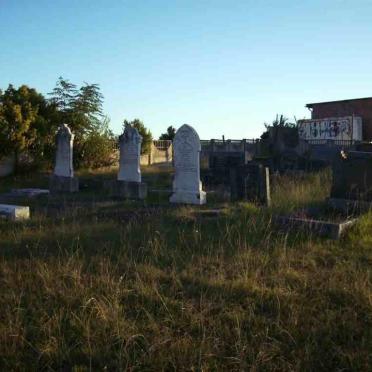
[0,166,371,371]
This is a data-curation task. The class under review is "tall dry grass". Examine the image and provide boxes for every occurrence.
[0,169,371,370]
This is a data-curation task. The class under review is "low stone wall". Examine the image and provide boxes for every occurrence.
[140,142,173,166]
[151,143,173,164]
[140,154,150,166]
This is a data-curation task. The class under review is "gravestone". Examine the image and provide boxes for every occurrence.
[230,162,271,206]
[0,204,30,221]
[118,124,142,182]
[170,124,206,205]
[329,151,372,211]
[204,152,245,186]
[50,124,79,193]
[105,124,147,199]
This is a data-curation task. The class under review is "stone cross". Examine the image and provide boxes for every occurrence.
[54,123,74,178]
[170,124,206,204]
[118,124,142,182]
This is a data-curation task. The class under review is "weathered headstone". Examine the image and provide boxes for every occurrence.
[230,162,271,206]
[170,124,206,205]
[105,124,147,199]
[205,152,245,186]
[50,124,79,193]
[118,125,142,182]
[329,151,372,211]
[0,204,30,221]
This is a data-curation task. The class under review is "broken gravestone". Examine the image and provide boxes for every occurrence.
[50,124,79,193]
[105,124,147,199]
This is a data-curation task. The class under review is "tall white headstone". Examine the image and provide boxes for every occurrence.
[50,123,79,193]
[54,123,74,178]
[118,124,142,182]
[170,124,206,205]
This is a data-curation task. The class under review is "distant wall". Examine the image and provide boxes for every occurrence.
[310,98,372,140]
[298,116,362,141]
[140,140,173,166]
[200,139,258,167]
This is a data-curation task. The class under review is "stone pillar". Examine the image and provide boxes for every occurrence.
[50,124,79,193]
[170,124,206,205]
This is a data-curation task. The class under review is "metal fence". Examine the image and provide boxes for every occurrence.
[153,140,172,150]
[200,139,258,152]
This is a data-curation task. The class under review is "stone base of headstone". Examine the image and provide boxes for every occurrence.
[0,204,30,221]
[49,175,79,193]
[104,180,147,200]
[170,190,206,205]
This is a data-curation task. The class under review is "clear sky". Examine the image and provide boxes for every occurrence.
[1,0,372,139]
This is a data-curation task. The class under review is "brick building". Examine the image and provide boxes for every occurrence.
[306,97,372,140]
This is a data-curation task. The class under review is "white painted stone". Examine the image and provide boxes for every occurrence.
[170,124,206,205]
[118,124,142,182]
[0,204,30,221]
[54,124,74,178]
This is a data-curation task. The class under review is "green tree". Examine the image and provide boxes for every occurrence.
[0,85,39,169]
[159,125,176,140]
[261,114,297,140]
[122,119,153,154]
[26,88,59,163]
[48,77,104,137]
[48,77,77,124]
[264,114,296,129]
[80,116,116,169]
[49,77,109,168]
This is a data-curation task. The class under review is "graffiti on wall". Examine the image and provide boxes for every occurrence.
[298,116,362,141]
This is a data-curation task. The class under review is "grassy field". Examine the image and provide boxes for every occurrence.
[0,166,371,371]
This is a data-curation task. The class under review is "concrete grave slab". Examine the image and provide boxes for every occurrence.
[10,188,50,198]
[275,215,358,240]
[274,204,359,240]
[0,204,30,221]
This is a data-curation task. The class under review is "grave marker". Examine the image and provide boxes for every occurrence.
[50,124,79,193]
[170,124,206,205]
[118,124,142,182]
[105,124,147,199]
[329,150,372,212]
[230,163,271,206]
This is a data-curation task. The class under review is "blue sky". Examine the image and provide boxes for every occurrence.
[1,0,372,139]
